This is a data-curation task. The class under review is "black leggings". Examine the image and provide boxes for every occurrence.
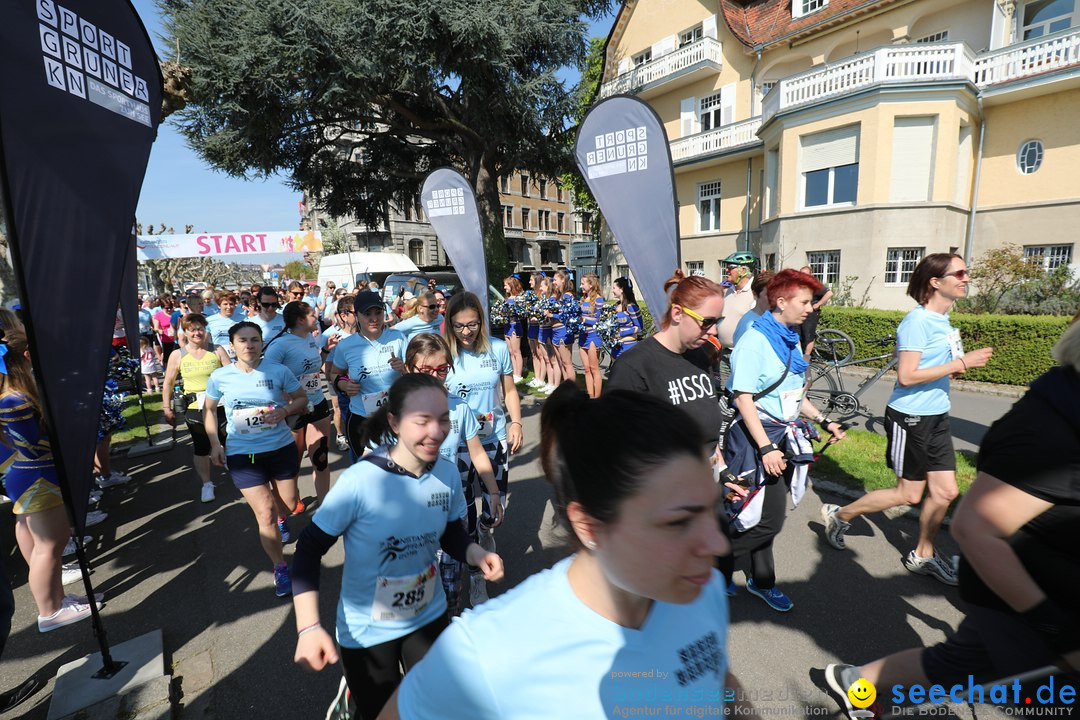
[346,413,369,455]
[339,614,448,720]
[728,472,792,590]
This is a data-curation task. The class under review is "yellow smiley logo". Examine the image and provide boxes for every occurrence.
[847,678,877,709]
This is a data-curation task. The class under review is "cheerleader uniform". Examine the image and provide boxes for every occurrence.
[610,303,644,360]
[579,296,605,350]
[503,296,523,339]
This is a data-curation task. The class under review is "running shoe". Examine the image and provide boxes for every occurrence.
[477,517,497,554]
[541,384,557,395]
[274,562,292,597]
[822,663,863,718]
[513,375,524,384]
[62,562,84,586]
[200,483,215,503]
[745,578,794,612]
[37,597,93,632]
[903,550,958,586]
[336,435,350,452]
[821,503,851,550]
[64,592,104,606]
[277,516,292,544]
[726,578,737,597]
[83,510,108,528]
[469,570,489,607]
[88,490,103,505]
[293,499,305,515]
[95,473,130,489]
[527,377,543,388]
[325,676,353,720]
[62,536,92,557]
[0,676,43,713]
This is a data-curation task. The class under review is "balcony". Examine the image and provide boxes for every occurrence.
[600,37,723,100]
[762,43,974,123]
[670,116,763,164]
[974,28,1080,86]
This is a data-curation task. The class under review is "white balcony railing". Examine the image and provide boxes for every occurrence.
[600,37,723,98]
[973,28,1080,85]
[670,116,763,162]
[763,43,974,121]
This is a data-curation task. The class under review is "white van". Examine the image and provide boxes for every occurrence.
[316,252,420,291]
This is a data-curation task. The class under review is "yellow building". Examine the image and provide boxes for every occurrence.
[600,0,1080,308]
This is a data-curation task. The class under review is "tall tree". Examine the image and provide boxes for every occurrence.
[160,0,611,278]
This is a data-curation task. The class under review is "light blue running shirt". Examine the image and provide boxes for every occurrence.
[445,338,513,444]
[393,314,444,344]
[204,362,301,455]
[263,332,326,407]
[728,326,806,421]
[888,305,962,416]
[332,329,406,417]
[311,448,466,648]
[251,312,285,341]
[444,396,480,462]
[732,309,764,348]
[206,312,241,352]
[398,557,730,718]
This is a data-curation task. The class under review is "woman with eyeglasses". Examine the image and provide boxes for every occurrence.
[403,333,503,616]
[443,292,523,607]
[328,291,407,456]
[822,254,992,585]
[252,286,286,340]
[501,277,525,384]
[610,277,643,361]
[723,269,846,612]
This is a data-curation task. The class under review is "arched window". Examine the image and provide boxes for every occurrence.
[408,238,425,266]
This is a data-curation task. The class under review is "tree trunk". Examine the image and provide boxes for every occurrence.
[473,150,510,282]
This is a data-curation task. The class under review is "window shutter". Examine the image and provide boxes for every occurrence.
[889,117,936,202]
[617,57,631,74]
[703,14,718,38]
[793,0,804,18]
[720,83,736,126]
[652,35,677,57]
[681,97,696,136]
[955,125,973,205]
[801,126,859,173]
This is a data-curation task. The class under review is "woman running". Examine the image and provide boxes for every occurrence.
[524,274,547,391]
[204,322,308,597]
[549,270,578,385]
[443,292,522,606]
[536,276,560,394]
[324,294,357,454]
[0,318,95,632]
[822,253,992,584]
[162,313,227,503]
[501,276,525,384]
[290,374,504,720]
[264,302,333,505]
[610,276,643,361]
[153,295,178,364]
[385,385,758,719]
[328,291,406,455]
[724,269,846,612]
[206,290,243,364]
[404,333,503,615]
[252,286,286,340]
[578,272,604,398]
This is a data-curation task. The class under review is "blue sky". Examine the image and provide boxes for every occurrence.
[132,1,615,234]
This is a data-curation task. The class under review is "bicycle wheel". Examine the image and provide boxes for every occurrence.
[805,364,840,414]
[812,329,855,364]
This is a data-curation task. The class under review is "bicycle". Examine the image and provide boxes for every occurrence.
[805,330,897,418]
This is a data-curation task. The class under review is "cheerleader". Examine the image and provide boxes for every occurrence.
[611,277,644,360]
[578,273,604,398]
[549,270,578,384]
[536,276,560,394]
[501,276,525,384]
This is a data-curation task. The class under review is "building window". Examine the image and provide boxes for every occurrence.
[765,253,777,272]
[801,126,860,209]
[885,247,924,284]
[915,30,950,42]
[408,239,425,266]
[794,0,827,17]
[617,264,630,280]
[503,205,514,228]
[582,213,593,235]
[699,92,733,131]
[1017,139,1044,174]
[557,212,565,233]
[698,181,722,232]
[805,164,858,207]
[538,178,547,199]
[807,251,841,286]
[521,207,530,230]
[556,185,564,203]
[685,261,705,277]
[1021,0,1077,39]
[520,175,530,196]
[522,243,533,267]
[1025,244,1073,269]
[632,49,652,67]
[541,243,562,266]
[679,24,704,47]
[500,175,510,194]
[538,210,550,231]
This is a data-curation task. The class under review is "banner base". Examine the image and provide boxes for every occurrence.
[125,438,175,458]
[47,629,165,720]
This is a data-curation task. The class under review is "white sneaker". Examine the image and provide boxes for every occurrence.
[335,435,350,452]
[469,571,489,608]
[542,384,557,394]
[84,510,108,528]
[88,490,103,505]
[61,562,84,586]
[63,536,92,557]
[95,473,129,489]
[200,483,215,503]
[527,378,543,388]
[903,550,959,586]
[513,375,524,384]
[38,597,93,632]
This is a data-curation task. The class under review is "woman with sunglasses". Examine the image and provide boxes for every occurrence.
[443,292,522,606]
[606,270,727,458]
[610,277,643,361]
[393,292,443,344]
[403,333,503,615]
[252,286,286,340]
[822,254,992,585]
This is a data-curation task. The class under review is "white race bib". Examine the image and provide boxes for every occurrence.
[946,329,964,361]
[232,405,279,435]
[779,387,805,421]
[371,563,437,621]
[361,390,389,416]
[300,372,323,402]
[477,407,504,440]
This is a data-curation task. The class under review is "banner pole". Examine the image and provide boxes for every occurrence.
[0,118,122,677]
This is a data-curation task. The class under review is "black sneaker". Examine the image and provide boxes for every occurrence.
[0,676,42,713]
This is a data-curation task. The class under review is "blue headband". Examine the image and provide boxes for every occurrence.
[0,328,8,375]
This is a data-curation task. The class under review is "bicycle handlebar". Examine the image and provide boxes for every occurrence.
[871,336,896,346]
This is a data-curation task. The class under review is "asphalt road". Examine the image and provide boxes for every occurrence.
[0,380,1021,719]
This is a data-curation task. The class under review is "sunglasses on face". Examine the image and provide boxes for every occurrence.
[289,291,304,298]
[260,302,279,309]
[940,269,970,280]
[414,364,452,378]
[422,304,439,311]
[678,305,721,331]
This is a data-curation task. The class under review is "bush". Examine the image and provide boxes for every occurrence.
[819,306,1070,386]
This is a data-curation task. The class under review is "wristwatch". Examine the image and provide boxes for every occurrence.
[757,443,780,457]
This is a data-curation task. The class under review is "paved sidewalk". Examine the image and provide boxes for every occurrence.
[0,385,1014,719]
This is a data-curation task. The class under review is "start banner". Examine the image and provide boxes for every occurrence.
[136,229,322,260]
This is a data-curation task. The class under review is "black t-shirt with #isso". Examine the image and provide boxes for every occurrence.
[605,337,723,451]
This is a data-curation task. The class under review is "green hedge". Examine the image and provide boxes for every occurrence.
[818,306,1070,386]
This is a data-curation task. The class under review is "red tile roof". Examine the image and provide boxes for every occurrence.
[720,0,902,49]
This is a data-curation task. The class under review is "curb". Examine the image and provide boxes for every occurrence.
[823,365,1026,399]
